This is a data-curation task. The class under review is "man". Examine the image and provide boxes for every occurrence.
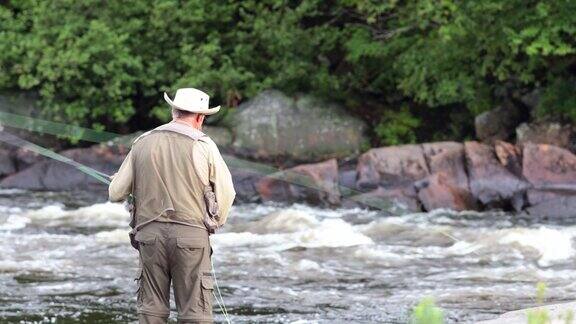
[109,88,236,324]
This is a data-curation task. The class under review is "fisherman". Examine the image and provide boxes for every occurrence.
[109,88,236,324]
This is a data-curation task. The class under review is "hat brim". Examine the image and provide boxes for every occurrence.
[164,92,221,115]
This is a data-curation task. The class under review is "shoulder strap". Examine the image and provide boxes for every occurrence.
[132,122,209,145]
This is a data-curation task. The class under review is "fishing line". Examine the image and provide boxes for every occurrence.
[0,128,235,321]
[0,111,483,317]
[1,111,477,249]
[211,258,231,323]
[0,130,111,184]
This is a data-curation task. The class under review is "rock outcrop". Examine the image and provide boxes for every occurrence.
[521,143,576,218]
[516,122,575,152]
[255,158,341,206]
[1,88,575,218]
[229,90,369,164]
[415,173,476,211]
[474,104,523,143]
[356,144,429,190]
[465,141,530,209]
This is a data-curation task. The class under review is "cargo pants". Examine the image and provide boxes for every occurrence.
[134,221,214,323]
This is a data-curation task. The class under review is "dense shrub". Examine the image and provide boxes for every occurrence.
[0,0,574,144]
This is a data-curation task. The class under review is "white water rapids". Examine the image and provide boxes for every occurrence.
[0,189,575,323]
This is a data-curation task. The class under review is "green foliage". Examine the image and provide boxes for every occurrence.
[527,309,550,324]
[1,0,575,142]
[410,297,444,324]
[527,282,549,324]
[375,106,421,145]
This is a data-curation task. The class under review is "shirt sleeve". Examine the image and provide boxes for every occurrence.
[109,150,134,202]
[193,139,236,225]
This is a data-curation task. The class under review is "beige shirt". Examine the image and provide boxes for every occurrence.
[109,126,236,228]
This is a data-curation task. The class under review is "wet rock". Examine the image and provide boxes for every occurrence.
[0,148,16,177]
[516,122,576,152]
[230,168,264,203]
[478,301,576,324]
[422,142,468,189]
[343,186,420,214]
[494,140,523,177]
[524,195,576,219]
[356,144,429,190]
[522,143,576,190]
[464,141,530,208]
[474,104,522,143]
[521,143,576,217]
[525,189,572,206]
[415,173,476,211]
[255,158,341,206]
[230,89,369,164]
[338,169,358,197]
[13,148,45,170]
[0,145,125,191]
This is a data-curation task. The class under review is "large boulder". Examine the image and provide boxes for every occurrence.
[516,122,576,152]
[464,141,530,208]
[229,90,368,164]
[356,144,429,190]
[474,104,522,143]
[522,143,576,190]
[415,173,476,211]
[422,142,468,189]
[255,158,341,206]
[416,142,476,211]
[521,143,576,218]
[0,144,125,192]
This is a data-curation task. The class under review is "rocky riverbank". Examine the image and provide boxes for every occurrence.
[0,89,574,218]
[0,138,575,218]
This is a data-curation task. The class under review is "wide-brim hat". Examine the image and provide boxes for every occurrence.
[164,88,221,115]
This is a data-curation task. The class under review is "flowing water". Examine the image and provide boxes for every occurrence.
[1,189,575,323]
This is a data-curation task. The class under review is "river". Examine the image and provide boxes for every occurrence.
[0,189,575,323]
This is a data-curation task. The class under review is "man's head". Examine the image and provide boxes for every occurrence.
[164,88,219,130]
[171,107,205,129]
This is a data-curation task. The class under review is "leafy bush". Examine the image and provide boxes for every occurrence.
[1,0,575,143]
[410,297,444,324]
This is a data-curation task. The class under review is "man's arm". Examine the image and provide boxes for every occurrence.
[193,139,235,224]
[109,150,134,202]
[208,142,236,225]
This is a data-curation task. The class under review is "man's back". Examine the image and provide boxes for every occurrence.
[131,130,209,228]
[109,126,235,228]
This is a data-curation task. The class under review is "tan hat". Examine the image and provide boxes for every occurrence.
[164,88,221,115]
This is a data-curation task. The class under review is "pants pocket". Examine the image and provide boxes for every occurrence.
[135,232,157,262]
[199,273,214,313]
